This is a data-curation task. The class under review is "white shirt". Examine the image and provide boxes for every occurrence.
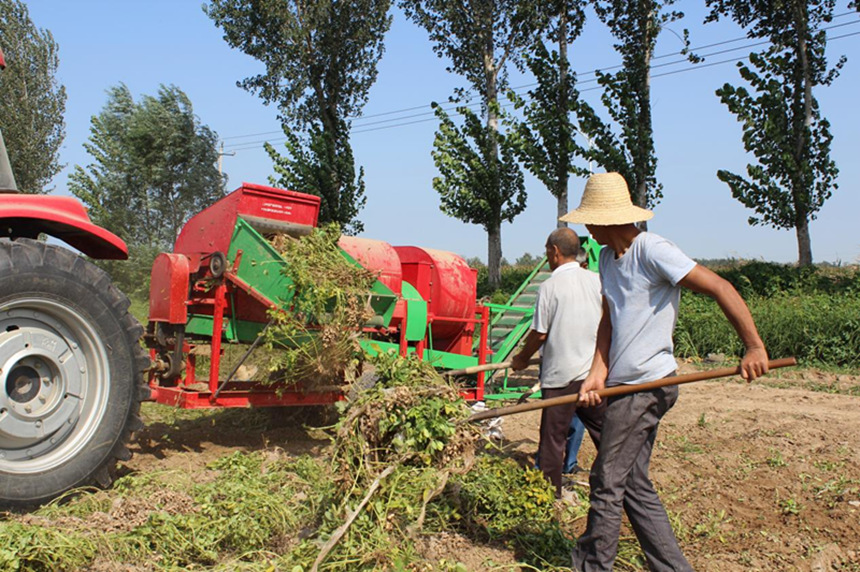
[532,262,602,389]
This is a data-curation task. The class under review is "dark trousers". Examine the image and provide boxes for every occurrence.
[539,381,606,497]
[572,383,693,572]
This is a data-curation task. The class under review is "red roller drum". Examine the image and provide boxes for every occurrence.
[394,246,477,340]
[338,236,403,295]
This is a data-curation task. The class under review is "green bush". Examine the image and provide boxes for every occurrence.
[675,291,860,368]
[710,261,860,298]
[446,455,556,538]
[441,455,580,570]
[475,264,540,299]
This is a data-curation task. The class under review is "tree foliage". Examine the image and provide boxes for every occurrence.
[400,0,542,102]
[265,124,366,234]
[206,0,391,232]
[707,0,844,266]
[431,104,526,246]
[400,0,542,288]
[0,0,66,194]
[571,0,691,213]
[507,0,588,226]
[70,84,224,293]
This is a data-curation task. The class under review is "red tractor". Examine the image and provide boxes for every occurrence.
[0,46,149,508]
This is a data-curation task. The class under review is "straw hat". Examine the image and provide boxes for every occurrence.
[559,172,653,226]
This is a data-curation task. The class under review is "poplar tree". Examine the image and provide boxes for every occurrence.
[206,0,392,234]
[507,0,588,227]
[571,0,692,218]
[432,103,526,267]
[707,0,845,266]
[70,85,224,294]
[401,0,543,289]
[0,0,66,194]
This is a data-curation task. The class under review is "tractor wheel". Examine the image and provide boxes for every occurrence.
[0,238,150,509]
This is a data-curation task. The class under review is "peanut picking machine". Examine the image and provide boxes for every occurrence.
[146,183,506,408]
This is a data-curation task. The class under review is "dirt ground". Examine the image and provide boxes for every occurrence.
[125,362,860,571]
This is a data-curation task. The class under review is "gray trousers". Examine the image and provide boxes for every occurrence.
[572,383,693,572]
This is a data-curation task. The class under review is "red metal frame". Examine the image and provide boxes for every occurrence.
[148,269,494,408]
[150,384,345,409]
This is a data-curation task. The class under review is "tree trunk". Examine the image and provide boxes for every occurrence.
[557,8,570,228]
[557,188,569,228]
[483,28,504,289]
[488,222,502,290]
[792,1,813,267]
[634,0,654,232]
[796,215,813,266]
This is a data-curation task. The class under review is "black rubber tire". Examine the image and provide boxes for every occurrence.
[0,238,149,509]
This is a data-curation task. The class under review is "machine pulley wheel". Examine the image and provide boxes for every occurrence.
[208,251,227,278]
[0,238,149,509]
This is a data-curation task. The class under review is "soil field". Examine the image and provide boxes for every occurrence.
[116,362,860,571]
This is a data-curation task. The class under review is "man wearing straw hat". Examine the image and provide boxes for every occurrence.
[562,172,769,572]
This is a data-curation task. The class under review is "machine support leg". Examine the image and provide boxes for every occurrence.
[209,282,227,394]
[398,313,408,357]
[477,305,489,400]
[212,321,271,401]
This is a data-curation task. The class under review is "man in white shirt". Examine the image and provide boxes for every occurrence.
[511,227,603,497]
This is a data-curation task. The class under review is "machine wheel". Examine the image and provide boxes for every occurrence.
[0,238,150,509]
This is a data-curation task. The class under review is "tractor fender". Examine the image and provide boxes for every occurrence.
[0,195,128,259]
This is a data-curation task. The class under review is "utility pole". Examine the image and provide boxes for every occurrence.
[217,142,235,176]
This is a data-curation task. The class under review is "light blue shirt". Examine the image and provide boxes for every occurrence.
[599,232,696,386]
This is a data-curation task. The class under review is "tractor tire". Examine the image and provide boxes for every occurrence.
[0,238,150,509]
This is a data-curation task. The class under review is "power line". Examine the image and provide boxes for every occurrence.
[506,14,860,92]
[223,23,860,151]
[221,10,860,144]
[349,26,860,137]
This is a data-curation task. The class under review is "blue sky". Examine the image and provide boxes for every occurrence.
[20,0,860,265]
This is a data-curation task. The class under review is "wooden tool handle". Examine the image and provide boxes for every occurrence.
[444,357,541,377]
[467,357,797,423]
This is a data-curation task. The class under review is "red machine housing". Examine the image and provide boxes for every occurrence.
[338,236,403,295]
[150,183,324,329]
[175,182,321,256]
[394,246,478,355]
[148,253,190,324]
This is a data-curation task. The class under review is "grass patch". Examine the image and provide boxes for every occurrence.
[0,452,331,571]
[766,449,787,468]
